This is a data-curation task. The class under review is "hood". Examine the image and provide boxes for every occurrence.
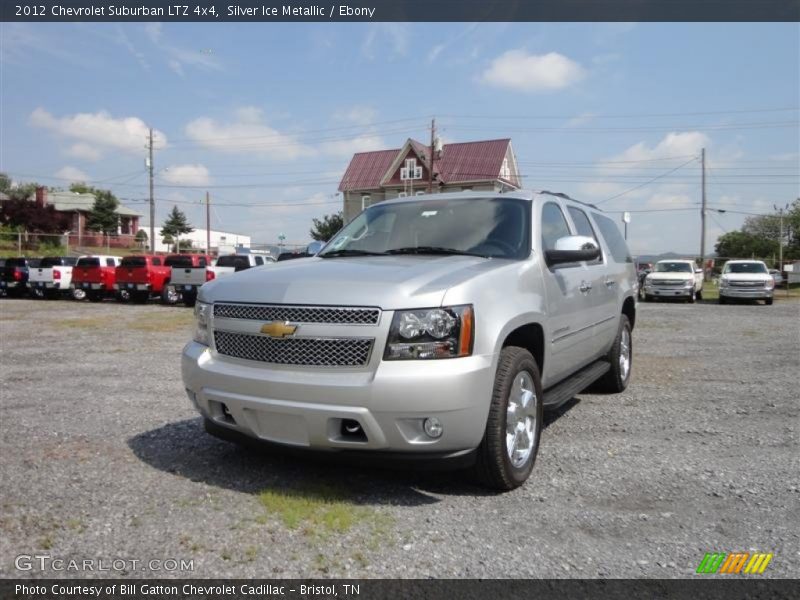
[199,255,507,309]
[647,271,694,281]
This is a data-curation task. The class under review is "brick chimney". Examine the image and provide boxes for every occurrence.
[35,186,47,208]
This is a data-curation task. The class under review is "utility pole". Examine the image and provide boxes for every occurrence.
[775,203,789,275]
[206,191,211,255]
[700,148,707,280]
[148,128,155,255]
[428,118,436,194]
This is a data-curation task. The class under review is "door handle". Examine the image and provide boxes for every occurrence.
[579,281,592,293]
[605,278,616,287]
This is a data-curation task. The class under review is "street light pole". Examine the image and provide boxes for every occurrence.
[775,203,789,276]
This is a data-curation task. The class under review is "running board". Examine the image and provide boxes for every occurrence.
[542,360,611,410]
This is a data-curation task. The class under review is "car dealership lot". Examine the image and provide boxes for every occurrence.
[0,298,797,578]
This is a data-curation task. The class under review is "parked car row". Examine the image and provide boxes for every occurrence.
[0,252,277,306]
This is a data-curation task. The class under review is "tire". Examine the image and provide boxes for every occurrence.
[31,287,45,299]
[475,347,543,491]
[71,288,86,301]
[161,284,180,305]
[765,298,773,306]
[643,294,653,302]
[696,289,703,301]
[183,291,197,307]
[719,295,727,305]
[595,314,633,394]
[115,291,130,303]
[688,287,696,303]
[87,291,103,303]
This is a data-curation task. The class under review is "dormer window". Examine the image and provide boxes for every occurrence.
[500,158,511,180]
[400,158,423,180]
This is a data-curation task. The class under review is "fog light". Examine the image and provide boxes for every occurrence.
[423,417,443,439]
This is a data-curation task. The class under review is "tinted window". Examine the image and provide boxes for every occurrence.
[541,202,572,251]
[40,257,64,268]
[255,256,264,266]
[198,257,207,268]
[567,207,602,264]
[121,257,147,268]
[216,255,250,270]
[655,262,693,273]
[63,257,78,266]
[152,257,161,266]
[592,213,633,264]
[6,258,27,267]
[106,258,117,267]
[165,255,194,267]
[77,257,100,267]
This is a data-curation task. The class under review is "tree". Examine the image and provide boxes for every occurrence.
[0,197,69,233]
[161,205,194,253]
[86,189,120,235]
[714,230,779,260]
[135,229,148,249]
[0,172,38,202]
[310,212,344,242]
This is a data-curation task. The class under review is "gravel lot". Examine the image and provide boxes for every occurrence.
[0,296,798,579]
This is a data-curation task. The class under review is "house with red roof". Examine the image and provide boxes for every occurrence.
[338,138,521,221]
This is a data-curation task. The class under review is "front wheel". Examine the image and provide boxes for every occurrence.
[765,298,773,306]
[696,289,703,300]
[688,287,696,303]
[595,314,633,393]
[161,284,180,305]
[71,288,86,301]
[719,295,727,305]
[475,347,543,491]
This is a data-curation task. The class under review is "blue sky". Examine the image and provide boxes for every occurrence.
[1,22,798,254]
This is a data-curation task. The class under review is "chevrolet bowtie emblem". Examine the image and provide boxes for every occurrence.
[260,321,297,338]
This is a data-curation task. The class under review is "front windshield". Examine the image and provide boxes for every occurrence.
[724,262,767,274]
[319,197,531,259]
[654,262,693,273]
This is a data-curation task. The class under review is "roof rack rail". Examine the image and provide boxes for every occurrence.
[536,190,600,211]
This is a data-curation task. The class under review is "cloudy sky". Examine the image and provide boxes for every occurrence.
[1,22,797,253]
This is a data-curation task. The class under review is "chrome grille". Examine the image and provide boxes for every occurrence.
[214,331,373,367]
[654,279,685,286]
[214,303,380,325]
[729,280,765,287]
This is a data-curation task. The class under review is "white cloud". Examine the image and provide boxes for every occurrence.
[184,107,312,160]
[30,108,167,159]
[320,134,387,159]
[610,131,709,165]
[480,50,586,92]
[143,22,220,76]
[55,166,89,183]
[333,105,378,126]
[161,164,211,186]
[362,24,409,60]
[66,143,102,162]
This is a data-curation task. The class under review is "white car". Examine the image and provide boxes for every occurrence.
[719,260,774,305]
[211,254,274,279]
[28,256,81,299]
[642,259,704,303]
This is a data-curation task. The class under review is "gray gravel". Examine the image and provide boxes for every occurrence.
[1,296,798,579]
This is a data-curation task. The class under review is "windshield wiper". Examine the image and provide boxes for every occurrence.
[385,246,489,258]
[319,249,387,258]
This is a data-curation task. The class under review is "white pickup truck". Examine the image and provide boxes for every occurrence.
[162,254,214,306]
[641,259,704,303]
[28,256,80,299]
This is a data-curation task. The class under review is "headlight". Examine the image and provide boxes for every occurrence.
[684,279,694,287]
[385,305,473,360]
[719,276,729,286]
[764,278,774,289]
[193,301,212,345]
[644,277,654,287]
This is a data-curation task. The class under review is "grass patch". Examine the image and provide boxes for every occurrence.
[54,311,193,333]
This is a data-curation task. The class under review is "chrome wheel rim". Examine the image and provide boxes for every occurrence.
[506,371,538,468]
[619,327,631,382]
[165,286,179,303]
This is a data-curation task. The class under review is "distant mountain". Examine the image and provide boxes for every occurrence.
[634,252,701,264]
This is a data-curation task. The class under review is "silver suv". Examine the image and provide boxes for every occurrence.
[182,191,637,490]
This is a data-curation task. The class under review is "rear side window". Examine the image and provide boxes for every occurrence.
[121,257,147,268]
[77,258,100,267]
[541,202,572,251]
[592,213,633,264]
[198,257,207,267]
[105,258,117,267]
[216,255,250,270]
[567,207,602,264]
[255,256,264,266]
[63,257,78,266]
[152,257,162,266]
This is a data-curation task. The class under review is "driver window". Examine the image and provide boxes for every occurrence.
[541,202,571,251]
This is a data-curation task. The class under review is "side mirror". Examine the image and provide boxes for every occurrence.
[545,235,600,267]
[306,241,325,255]
[695,268,703,273]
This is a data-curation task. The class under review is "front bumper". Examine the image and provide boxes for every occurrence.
[720,287,773,299]
[644,285,694,297]
[181,341,495,454]
[0,281,20,288]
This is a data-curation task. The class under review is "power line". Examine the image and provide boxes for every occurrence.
[437,107,799,120]
[595,157,700,205]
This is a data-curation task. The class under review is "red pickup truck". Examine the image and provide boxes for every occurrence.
[114,255,171,303]
[71,255,122,302]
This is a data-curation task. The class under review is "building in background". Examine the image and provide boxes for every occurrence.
[338,138,521,221]
[140,226,251,254]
